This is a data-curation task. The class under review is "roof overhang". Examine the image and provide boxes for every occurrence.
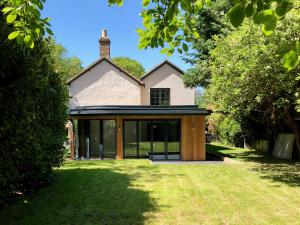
[69,105,211,116]
[67,58,144,86]
[140,60,185,80]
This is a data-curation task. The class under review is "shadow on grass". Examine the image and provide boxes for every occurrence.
[0,168,155,225]
[207,144,300,187]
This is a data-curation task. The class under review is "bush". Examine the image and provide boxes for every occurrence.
[0,15,68,207]
[219,117,242,146]
[64,145,71,159]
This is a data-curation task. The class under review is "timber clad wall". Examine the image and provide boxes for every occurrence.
[181,116,205,160]
[70,115,206,161]
[116,116,123,160]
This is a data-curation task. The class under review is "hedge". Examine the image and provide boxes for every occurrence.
[0,14,68,207]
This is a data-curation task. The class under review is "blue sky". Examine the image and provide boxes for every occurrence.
[42,0,191,71]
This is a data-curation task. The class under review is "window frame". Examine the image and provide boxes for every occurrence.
[150,88,170,106]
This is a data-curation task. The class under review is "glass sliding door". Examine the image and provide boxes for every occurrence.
[78,120,89,158]
[90,120,101,158]
[167,120,180,160]
[138,120,152,158]
[77,119,116,159]
[124,121,138,158]
[103,120,116,158]
[152,121,167,159]
[123,119,181,160]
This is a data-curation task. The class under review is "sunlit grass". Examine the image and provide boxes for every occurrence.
[1,144,300,225]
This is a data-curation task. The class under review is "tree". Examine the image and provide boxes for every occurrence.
[0,13,68,206]
[50,40,83,79]
[182,0,232,88]
[111,0,300,70]
[206,13,300,154]
[1,0,299,70]
[112,57,145,78]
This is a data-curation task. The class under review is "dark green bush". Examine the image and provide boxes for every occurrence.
[0,15,68,207]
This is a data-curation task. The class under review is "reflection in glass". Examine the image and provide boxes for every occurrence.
[90,120,101,158]
[78,120,89,158]
[123,119,180,159]
[167,120,180,160]
[124,121,138,157]
[139,120,151,157]
[152,121,166,154]
[103,120,116,157]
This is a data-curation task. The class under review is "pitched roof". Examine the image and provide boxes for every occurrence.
[140,60,185,80]
[66,58,144,86]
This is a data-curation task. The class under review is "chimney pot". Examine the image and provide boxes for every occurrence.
[99,29,110,59]
[101,29,107,38]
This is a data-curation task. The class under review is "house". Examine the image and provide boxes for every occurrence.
[67,30,211,160]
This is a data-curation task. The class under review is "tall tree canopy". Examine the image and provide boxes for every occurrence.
[206,13,300,154]
[182,0,232,88]
[50,40,83,79]
[112,57,145,78]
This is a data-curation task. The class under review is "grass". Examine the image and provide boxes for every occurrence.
[207,142,300,186]
[1,143,300,225]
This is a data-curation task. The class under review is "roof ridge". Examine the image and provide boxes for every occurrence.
[67,58,144,86]
[140,60,184,80]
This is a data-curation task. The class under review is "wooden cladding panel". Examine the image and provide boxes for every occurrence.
[181,115,205,161]
[116,116,123,160]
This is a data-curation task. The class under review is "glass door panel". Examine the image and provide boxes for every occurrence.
[78,120,89,158]
[124,121,138,158]
[167,120,180,160]
[152,121,166,159]
[138,120,151,158]
[90,120,101,158]
[103,120,116,157]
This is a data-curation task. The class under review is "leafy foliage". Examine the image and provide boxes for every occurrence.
[109,0,299,70]
[227,0,299,71]
[196,91,243,145]
[219,116,242,146]
[183,0,232,87]
[0,14,68,206]
[112,57,145,78]
[206,14,300,152]
[50,40,83,80]
[208,17,300,117]
[1,0,53,48]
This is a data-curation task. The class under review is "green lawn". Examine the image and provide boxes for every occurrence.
[1,144,300,225]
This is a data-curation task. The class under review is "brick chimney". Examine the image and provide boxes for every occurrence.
[99,29,110,59]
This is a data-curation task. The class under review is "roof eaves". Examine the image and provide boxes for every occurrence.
[105,59,144,86]
[66,58,105,84]
[66,58,144,86]
[140,60,185,80]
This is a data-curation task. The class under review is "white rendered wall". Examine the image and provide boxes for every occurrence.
[141,63,195,105]
[69,60,141,107]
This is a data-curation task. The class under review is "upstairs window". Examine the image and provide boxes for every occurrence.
[150,88,170,105]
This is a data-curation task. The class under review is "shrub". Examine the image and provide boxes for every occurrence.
[64,145,71,159]
[219,117,242,146]
[0,15,68,207]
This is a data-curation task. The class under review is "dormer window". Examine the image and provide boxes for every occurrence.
[150,88,170,105]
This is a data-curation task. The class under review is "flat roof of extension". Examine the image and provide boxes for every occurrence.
[69,105,211,116]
